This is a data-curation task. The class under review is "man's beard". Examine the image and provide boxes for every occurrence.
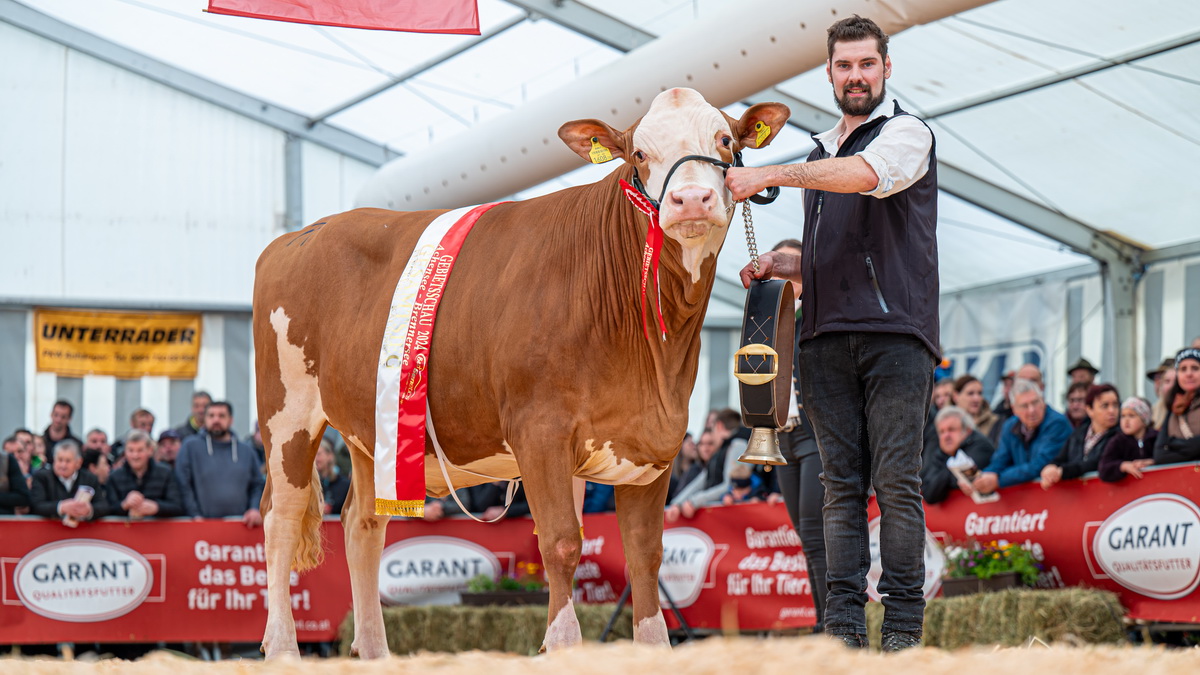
[835,81,886,116]
[208,425,230,439]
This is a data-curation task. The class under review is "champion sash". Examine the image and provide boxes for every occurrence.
[374,203,502,517]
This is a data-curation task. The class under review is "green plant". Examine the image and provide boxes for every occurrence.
[466,561,546,592]
[943,539,1041,587]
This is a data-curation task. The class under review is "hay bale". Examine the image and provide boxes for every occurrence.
[340,603,636,656]
[924,588,1124,649]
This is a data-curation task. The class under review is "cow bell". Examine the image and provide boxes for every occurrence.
[738,427,787,466]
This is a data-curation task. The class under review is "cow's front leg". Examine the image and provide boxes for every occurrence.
[615,468,672,646]
[519,442,584,651]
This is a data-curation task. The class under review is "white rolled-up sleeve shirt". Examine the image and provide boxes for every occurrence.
[812,99,933,199]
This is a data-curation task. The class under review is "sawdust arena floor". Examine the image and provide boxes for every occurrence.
[0,636,1194,674]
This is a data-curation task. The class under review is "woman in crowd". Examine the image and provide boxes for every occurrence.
[951,374,1002,445]
[1154,348,1200,466]
[1040,384,1120,489]
[931,377,955,411]
[1098,398,1157,482]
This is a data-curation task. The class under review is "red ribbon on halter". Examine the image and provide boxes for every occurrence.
[619,179,668,342]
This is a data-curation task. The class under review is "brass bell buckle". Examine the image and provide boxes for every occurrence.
[733,343,778,386]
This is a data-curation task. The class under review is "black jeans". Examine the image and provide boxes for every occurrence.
[797,332,934,636]
[777,429,827,631]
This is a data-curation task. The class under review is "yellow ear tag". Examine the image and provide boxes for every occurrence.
[754,121,771,148]
[588,137,614,164]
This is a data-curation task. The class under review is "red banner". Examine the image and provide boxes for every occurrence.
[3,465,1199,644]
[207,0,481,34]
[919,464,1200,623]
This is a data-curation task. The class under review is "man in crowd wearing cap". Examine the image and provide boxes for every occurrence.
[155,429,182,468]
[1147,357,1175,430]
[1067,358,1098,387]
[175,401,263,527]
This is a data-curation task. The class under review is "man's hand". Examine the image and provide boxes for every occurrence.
[481,505,505,521]
[121,491,145,511]
[60,499,91,519]
[973,472,999,494]
[679,500,697,519]
[956,478,976,498]
[725,166,776,202]
[131,500,160,518]
[1039,464,1063,490]
[243,508,263,528]
[664,505,681,524]
[738,251,801,289]
[721,494,734,506]
[1121,459,1154,479]
[422,500,445,522]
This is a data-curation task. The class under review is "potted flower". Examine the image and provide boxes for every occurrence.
[941,539,1041,597]
[460,561,549,606]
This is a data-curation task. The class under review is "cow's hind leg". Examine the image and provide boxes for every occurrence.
[519,439,584,651]
[615,468,672,646]
[340,440,391,658]
[258,307,329,660]
[260,419,327,659]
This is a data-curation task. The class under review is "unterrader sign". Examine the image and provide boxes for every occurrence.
[921,463,1200,623]
[34,308,202,379]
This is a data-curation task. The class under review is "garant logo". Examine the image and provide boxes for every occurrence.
[866,518,946,601]
[658,528,718,608]
[1092,493,1200,600]
[14,539,153,622]
[377,536,499,605]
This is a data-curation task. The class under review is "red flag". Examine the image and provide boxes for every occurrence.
[207,0,480,34]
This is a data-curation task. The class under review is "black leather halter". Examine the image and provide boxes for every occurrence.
[630,151,780,211]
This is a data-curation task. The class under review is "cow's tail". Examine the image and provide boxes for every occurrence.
[293,465,326,572]
[260,461,326,573]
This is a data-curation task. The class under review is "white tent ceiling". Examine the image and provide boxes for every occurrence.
[11,0,1200,293]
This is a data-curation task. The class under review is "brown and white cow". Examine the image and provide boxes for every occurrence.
[253,88,789,658]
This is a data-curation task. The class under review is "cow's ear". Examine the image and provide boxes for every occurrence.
[730,103,791,150]
[558,119,629,164]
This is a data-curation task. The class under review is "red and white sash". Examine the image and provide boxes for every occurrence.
[373,203,501,516]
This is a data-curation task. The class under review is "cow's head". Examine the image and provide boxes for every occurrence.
[559,88,790,281]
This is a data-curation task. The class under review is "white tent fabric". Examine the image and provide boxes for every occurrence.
[12,0,1200,291]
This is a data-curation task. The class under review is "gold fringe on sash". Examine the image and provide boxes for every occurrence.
[375,498,424,518]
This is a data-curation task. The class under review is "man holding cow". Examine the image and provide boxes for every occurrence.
[730,15,938,652]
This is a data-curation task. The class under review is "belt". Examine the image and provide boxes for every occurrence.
[735,279,795,429]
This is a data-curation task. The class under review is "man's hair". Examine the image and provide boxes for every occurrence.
[82,449,108,471]
[1085,383,1119,409]
[130,407,154,421]
[713,408,742,432]
[192,391,213,403]
[53,399,74,417]
[935,405,976,432]
[54,438,82,459]
[3,436,18,448]
[1009,378,1044,406]
[1066,381,1090,399]
[86,427,107,439]
[14,428,32,437]
[827,14,888,61]
[125,429,153,448]
[318,438,334,454]
[206,400,234,417]
[771,238,803,252]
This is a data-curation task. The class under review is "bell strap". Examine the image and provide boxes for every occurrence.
[736,279,795,429]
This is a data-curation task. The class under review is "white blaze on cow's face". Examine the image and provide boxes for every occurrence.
[633,88,735,279]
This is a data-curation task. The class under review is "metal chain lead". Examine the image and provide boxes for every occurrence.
[742,200,760,273]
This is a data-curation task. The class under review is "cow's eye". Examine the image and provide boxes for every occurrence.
[634,150,645,161]
[721,136,732,148]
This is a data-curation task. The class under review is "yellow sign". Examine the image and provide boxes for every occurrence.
[34,308,202,379]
